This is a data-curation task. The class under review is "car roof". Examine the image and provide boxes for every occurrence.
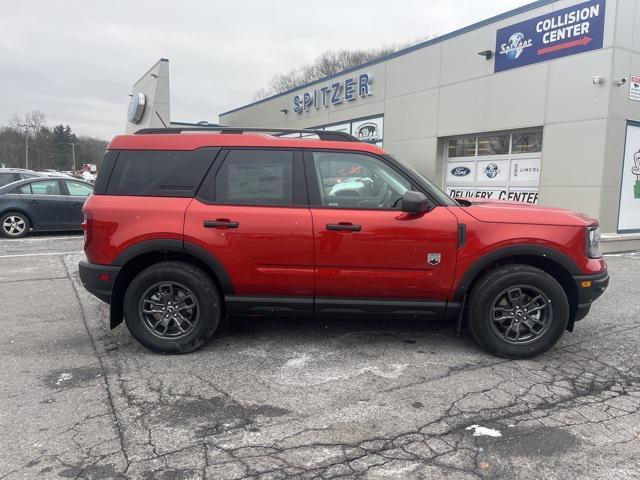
[108,132,386,154]
[0,167,33,172]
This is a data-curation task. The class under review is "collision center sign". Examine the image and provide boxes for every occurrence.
[494,0,605,73]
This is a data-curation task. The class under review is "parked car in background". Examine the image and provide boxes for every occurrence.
[0,177,93,238]
[80,170,96,183]
[39,170,76,179]
[0,168,47,188]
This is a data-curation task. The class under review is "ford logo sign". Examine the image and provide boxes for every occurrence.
[451,166,471,177]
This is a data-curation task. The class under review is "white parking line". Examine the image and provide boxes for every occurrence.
[0,251,83,259]
[604,251,640,257]
[0,235,82,242]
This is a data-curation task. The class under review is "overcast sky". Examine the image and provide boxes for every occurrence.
[0,1,531,140]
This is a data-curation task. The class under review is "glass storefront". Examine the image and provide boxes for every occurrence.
[445,128,542,204]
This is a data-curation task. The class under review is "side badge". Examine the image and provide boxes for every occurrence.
[427,253,441,266]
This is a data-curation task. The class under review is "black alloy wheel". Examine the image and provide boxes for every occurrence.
[490,285,552,344]
[139,281,200,339]
[123,261,221,354]
[467,264,569,359]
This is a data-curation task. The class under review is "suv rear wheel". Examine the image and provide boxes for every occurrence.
[123,261,221,354]
[467,264,569,359]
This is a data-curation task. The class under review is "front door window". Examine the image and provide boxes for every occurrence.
[312,152,410,210]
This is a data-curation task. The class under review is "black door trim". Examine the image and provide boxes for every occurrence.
[224,295,452,319]
[226,295,313,315]
[315,297,447,317]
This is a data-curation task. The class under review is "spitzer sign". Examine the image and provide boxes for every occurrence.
[494,0,605,73]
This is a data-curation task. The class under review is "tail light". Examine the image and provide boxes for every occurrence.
[82,210,93,247]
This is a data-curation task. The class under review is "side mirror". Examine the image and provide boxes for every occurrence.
[401,190,431,213]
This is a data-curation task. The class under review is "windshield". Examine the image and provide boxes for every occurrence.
[384,154,459,206]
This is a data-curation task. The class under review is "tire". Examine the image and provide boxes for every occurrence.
[123,261,221,354]
[467,264,569,359]
[0,211,30,238]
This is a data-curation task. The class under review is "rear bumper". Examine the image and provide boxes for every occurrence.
[573,269,609,321]
[78,261,120,304]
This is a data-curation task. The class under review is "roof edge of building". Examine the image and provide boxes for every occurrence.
[132,58,169,87]
[219,0,556,118]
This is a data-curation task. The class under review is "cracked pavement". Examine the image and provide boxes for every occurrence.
[0,234,639,479]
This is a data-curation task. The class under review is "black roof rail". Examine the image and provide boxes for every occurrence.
[134,126,360,143]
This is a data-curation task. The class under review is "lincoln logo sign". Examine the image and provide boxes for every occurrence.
[494,0,605,73]
[293,73,372,114]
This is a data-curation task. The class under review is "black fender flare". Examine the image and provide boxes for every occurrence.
[453,244,581,302]
[109,239,234,328]
[111,239,234,294]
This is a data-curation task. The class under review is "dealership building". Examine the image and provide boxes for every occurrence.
[128,0,640,252]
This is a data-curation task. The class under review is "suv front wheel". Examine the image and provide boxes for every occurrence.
[467,264,569,359]
[123,261,221,354]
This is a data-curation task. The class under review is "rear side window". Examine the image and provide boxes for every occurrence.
[65,181,93,197]
[30,180,62,195]
[106,149,217,197]
[0,172,20,187]
[93,150,119,195]
[212,150,293,206]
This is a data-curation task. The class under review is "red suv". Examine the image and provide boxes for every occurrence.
[79,127,608,358]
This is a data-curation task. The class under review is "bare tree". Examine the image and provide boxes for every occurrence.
[0,111,107,170]
[25,110,47,136]
[254,38,431,100]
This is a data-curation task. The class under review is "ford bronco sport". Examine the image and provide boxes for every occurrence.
[79,127,608,358]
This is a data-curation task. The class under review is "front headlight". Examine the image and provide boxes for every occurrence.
[586,226,602,258]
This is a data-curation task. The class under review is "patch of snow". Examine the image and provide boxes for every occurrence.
[55,372,73,385]
[283,354,312,368]
[359,364,408,379]
[465,425,502,437]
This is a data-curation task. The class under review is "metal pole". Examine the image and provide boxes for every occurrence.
[69,142,77,171]
[18,123,29,170]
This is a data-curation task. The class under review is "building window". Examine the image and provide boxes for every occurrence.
[477,134,510,156]
[447,137,476,157]
[512,130,543,154]
[445,128,542,204]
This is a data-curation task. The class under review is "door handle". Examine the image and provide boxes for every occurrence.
[326,223,362,232]
[204,219,239,229]
[26,199,38,204]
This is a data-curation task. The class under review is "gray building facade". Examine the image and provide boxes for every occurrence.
[219,0,640,252]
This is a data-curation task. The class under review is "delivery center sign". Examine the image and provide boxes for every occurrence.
[494,0,605,73]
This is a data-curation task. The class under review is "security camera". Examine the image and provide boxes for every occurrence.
[592,75,605,85]
[614,78,627,86]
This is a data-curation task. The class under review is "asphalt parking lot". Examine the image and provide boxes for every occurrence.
[0,236,639,480]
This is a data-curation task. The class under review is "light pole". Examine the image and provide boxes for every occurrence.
[17,123,30,170]
[67,142,77,171]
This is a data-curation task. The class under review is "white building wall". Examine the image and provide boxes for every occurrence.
[125,59,171,133]
[219,0,640,249]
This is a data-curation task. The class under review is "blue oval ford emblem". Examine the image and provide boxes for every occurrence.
[451,166,471,177]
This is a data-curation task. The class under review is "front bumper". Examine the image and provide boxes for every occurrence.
[573,269,609,322]
[78,261,120,304]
